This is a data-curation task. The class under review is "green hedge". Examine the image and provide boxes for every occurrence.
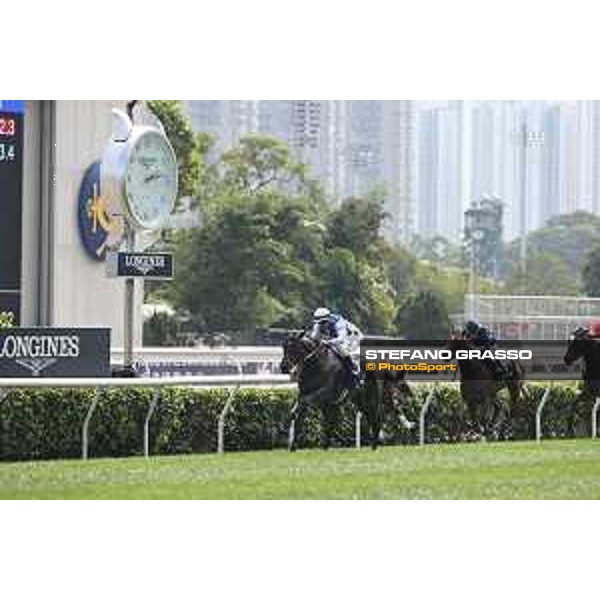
[0,383,595,461]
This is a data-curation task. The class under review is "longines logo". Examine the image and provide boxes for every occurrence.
[107,252,174,279]
[125,254,166,276]
[0,334,80,377]
[0,328,110,378]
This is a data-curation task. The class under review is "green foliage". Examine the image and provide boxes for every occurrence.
[0,383,588,462]
[504,251,577,296]
[146,100,201,201]
[0,311,14,328]
[170,159,401,335]
[581,244,600,297]
[172,192,322,333]
[506,210,600,285]
[395,291,450,339]
[143,312,180,346]
[219,134,309,195]
[410,234,464,269]
[327,196,387,259]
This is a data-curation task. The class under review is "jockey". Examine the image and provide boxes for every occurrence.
[310,307,362,385]
[462,320,495,349]
[462,320,507,380]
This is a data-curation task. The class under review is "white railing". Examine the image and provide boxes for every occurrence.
[416,382,599,446]
[417,382,469,446]
[0,377,597,459]
[0,375,293,459]
[535,385,553,442]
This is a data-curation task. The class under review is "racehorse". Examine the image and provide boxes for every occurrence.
[280,332,412,451]
[446,337,526,439]
[564,330,600,435]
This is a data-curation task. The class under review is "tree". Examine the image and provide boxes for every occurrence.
[147,100,201,202]
[582,245,600,297]
[171,192,325,336]
[504,251,577,296]
[395,291,450,340]
[410,234,463,268]
[382,244,417,299]
[326,196,387,259]
[219,134,309,195]
[505,210,600,283]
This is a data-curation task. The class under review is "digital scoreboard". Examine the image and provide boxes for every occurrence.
[0,100,24,323]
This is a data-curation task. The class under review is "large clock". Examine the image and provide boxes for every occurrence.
[102,110,178,232]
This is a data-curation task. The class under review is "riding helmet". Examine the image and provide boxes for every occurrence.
[313,307,331,322]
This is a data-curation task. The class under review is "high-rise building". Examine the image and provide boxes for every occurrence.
[184,100,418,243]
[416,103,464,240]
[382,101,417,241]
[573,101,600,215]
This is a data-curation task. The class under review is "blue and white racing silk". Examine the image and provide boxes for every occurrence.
[310,313,362,374]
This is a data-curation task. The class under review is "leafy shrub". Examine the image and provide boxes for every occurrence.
[0,382,591,461]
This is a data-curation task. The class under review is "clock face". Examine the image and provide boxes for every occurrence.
[124,129,177,230]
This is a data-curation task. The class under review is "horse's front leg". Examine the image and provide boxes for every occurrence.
[321,403,339,450]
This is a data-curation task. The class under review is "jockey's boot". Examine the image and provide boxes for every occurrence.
[342,355,360,388]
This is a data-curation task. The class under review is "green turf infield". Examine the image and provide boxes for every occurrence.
[0,439,599,499]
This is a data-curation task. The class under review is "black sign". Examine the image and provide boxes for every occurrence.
[0,105,24,323]
[107,252,174,279]
[360,339,581,381]
[0,328,111,378]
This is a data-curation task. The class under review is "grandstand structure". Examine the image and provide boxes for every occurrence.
[460,294,600,340]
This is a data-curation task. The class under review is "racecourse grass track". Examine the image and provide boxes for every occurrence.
[1,439,599,499]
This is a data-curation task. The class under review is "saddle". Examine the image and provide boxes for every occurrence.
[322,340,360,388]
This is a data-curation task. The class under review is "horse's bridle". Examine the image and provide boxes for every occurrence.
[286,339,324,378]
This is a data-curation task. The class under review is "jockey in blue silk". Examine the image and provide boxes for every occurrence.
[462,320,496,349]
[462,320,507,380]
[309,307,362,386]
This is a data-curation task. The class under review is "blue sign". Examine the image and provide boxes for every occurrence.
[0,100,25,114]
[77,161,111,260]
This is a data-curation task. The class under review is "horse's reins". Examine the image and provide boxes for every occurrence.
[288,340,324,378]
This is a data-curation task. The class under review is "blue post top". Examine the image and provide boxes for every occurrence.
[0,100,25,113]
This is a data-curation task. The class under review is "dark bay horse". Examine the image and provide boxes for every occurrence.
[447,337,526,439]
[280,333,412,451]
[564,331,600,435]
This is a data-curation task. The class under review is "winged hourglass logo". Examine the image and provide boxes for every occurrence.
[15,357,58,377]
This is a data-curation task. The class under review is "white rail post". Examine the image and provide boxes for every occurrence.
[419,387,437,446]
[355,411,362,448]
[592,397,600,439]
[143,389,160,458]
[82,387,100,460]
[535,385,552,443]
[217,385,240,454]
[0,389,8,404]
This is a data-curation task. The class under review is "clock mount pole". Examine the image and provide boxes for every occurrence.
[123,100,138,373]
